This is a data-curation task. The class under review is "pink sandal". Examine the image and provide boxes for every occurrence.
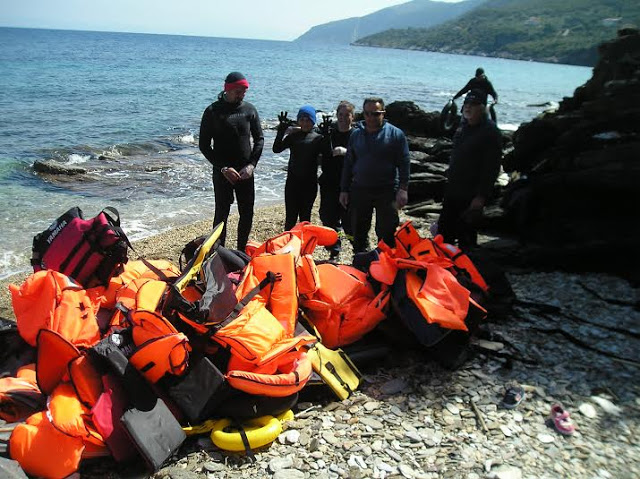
[550,404,576,435]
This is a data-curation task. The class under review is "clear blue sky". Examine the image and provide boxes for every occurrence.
[1,0,464,41]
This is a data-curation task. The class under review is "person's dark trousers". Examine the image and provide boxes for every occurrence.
[438,195,477,250]
[319,183,350,254]
[350,187,399,253]
[212,171,255,251]
[284,177,318,231]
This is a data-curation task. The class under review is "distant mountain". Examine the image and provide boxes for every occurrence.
[294,0,485,44]
[354,0,640,66]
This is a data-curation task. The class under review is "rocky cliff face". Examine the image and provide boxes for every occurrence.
[499,28,639,274]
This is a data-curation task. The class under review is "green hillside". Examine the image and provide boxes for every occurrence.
[354,0,640,66]
[295,0,485,44]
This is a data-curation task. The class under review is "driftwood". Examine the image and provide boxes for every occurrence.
[469,400,488,433]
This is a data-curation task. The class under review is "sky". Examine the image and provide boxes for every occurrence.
[1,0,465,41]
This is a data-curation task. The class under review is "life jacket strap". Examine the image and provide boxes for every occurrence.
[208,271,281,335]
[231,419,256,462]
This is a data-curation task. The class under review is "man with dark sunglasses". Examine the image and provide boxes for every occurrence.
[339,97,410,253]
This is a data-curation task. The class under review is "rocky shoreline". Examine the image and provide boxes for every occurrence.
[2,29,639,475]
[3,204,638,479]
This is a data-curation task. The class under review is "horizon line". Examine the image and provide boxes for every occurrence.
[0,24,295,43]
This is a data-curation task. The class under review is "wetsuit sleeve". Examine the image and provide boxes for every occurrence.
[486,80,498,102]
[475,128,502,199]
[395,132,411,187]
[340,134,356,192]
[198,108,220,169]
[272,127,292,154]
[453,80,472,100]
[249,108,264,167]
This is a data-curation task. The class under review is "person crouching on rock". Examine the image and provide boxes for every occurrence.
[273,105,325,231]
[438,89,502,251]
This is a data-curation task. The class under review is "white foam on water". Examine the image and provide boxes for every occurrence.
[104,171,130,178]
[176,134,195,144]
[0,250,29,280]
[67,153,91,164]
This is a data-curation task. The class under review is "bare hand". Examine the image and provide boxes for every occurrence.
[222,167,241,185]
[339,192,349,209]
[395,189,408,209]
[332,146,347,157]
[239,164,255,180]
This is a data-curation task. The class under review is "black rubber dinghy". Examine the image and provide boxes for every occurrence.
[440,100,459,134]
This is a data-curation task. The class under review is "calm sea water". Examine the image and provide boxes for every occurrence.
[0,27,592,278]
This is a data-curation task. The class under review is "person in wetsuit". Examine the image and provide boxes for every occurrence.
[319,100,356,259]
[273,105,324,231]
[339,97,410,254]
[453,67,498,104]
[439,89,502,250]
[199,71,264,251]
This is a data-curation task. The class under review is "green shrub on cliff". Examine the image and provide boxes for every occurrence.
[354,0,639,66]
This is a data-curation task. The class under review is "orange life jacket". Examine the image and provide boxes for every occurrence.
[127,310,191,383]
[245,222,338,259]
[102,259,180,309]
[10,411,86,479]
[404,265,471,331]
[394,221,489,293]
[10,270,103,347]
[300,264,390,349]
[226,349,312,397]
[235,253,298,336]
[0,363,44,423]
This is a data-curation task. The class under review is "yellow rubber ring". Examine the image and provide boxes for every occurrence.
[277,409,295,422]
[210,415,282,452]
[182,419,217,436]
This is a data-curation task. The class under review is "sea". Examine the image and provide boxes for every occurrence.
[0,27,593,279]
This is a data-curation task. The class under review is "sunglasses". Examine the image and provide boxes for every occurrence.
[364,110,385,117]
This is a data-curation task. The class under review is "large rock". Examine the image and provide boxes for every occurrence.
[33,159,87,176]
[385,101,441,137]
[497,28,640,274]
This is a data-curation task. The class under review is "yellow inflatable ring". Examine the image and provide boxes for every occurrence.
[210,415,282,452]
[277,409,294,422]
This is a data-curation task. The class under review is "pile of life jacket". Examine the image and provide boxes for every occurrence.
[301,221,489,368]
[0,209,489,478]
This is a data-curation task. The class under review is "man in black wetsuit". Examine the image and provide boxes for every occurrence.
[453,68,498,104]
[319,100,355,259]
[199,71,264,251]
[273,105,324,231]
[439,89,502,250]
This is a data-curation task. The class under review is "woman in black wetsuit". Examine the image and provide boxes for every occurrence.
[273,105,325,231]
[319,100,355,259]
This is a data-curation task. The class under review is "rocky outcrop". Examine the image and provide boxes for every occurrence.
[497,28,640,275]
[33,159,87,176]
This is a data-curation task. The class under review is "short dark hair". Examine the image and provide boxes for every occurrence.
[337,101,355,114]
[363,97,385,111]
[475,67,484,76]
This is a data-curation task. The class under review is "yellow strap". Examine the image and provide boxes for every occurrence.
[174,222,224,293]
[182,419,217,436]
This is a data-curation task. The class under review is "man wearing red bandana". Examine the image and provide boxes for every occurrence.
[199,71,264,250]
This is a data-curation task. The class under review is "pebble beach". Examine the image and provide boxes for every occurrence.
[1,204,639,479]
